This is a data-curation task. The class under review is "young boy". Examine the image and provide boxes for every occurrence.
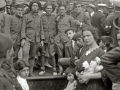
[58,28,83,75]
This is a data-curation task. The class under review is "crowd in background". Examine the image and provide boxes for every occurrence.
[0,0,120,90]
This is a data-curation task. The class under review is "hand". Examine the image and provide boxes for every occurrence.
[40,40,44,47]
[21,39,25,47]
[78,73,91,84]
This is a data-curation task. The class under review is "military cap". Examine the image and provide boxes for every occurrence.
[0,33,13,58]
[85,4,95,9]
[97,3,107,7]
[43,2,56,12]
[15,4,24,9]
[0,1,6,9]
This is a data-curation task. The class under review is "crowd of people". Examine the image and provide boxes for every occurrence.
[0,0,120,90]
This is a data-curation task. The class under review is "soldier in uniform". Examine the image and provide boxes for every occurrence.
[9,4,24,61]
[39,2,57,76]
[21,1,45,76]
[54,4,75,59]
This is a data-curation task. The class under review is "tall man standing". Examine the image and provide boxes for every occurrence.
[21,1,45,76]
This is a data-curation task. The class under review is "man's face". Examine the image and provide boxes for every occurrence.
[16,8,23,16]
[117,33,120,46]
[31,3,39,12]
[76,38,83,48]
[66,30,75,40]
[75,4,82,13]
[45,5,53,15]
[67,3,74,11]
[10,7,16,15]
[59,6,66,15]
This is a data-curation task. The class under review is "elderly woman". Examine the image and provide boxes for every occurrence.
[39,2,57,76]
[75,26,107,90]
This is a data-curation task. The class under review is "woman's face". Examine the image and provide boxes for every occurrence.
[19,67,29,79]
[83,30,95,46]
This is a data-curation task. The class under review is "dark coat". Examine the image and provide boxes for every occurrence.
[91,11,106,37]
[101,46,120,83]
[41,14,56,43]
[21,12,45,42]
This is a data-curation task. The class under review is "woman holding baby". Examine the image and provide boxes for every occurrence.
[75,26,108,90]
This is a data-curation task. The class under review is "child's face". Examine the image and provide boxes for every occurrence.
[67,73,74,82]
[66,30,75,40]
[19,67,29,79]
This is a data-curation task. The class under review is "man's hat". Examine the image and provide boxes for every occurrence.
[15,4,24,9]
[0,1,6,9]
[85,4,95,9]
[100,36,114,44]
[97,3,107,8]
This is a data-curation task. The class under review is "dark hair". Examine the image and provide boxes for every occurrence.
[82,26,99,41]
[65,27,75,33]
[29,0,41,11]
[14,60,29,71]
[58,4,67,9]
[43,2,56,12]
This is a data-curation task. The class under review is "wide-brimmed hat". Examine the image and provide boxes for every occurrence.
[0,1,6,9]
[43,2,56,12]
[29,0,42,10]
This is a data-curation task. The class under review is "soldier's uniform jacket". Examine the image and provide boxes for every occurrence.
[56,14,74,33]
[21,12,45,42]
[9,14,23,45]
[0,13,11,35]
[41,13,56,43]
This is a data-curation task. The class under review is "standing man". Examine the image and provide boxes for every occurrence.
[91,4,106,37]
[54,4,74,59]
[9,4,24,61]
[39,2,57,75]
[21,1,45,76]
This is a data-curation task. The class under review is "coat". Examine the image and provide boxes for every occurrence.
[21,12,45,42]
[9,14,23,45]
[91,11,106,37]
[41,14,56,43]
[101,46,120,83]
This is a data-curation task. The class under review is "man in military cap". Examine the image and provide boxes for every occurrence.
[91,3,106,37]
[21,0,45,76]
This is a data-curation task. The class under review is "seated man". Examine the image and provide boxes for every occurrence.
[58,28,83,75]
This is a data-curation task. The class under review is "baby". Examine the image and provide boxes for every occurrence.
[81,57,103,74]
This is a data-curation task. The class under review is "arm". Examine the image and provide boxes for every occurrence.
[101,46,120,83]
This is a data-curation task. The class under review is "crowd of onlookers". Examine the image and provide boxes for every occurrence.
[1,0,120,90]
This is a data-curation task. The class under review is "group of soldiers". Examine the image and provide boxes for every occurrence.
[0,0,120,77]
